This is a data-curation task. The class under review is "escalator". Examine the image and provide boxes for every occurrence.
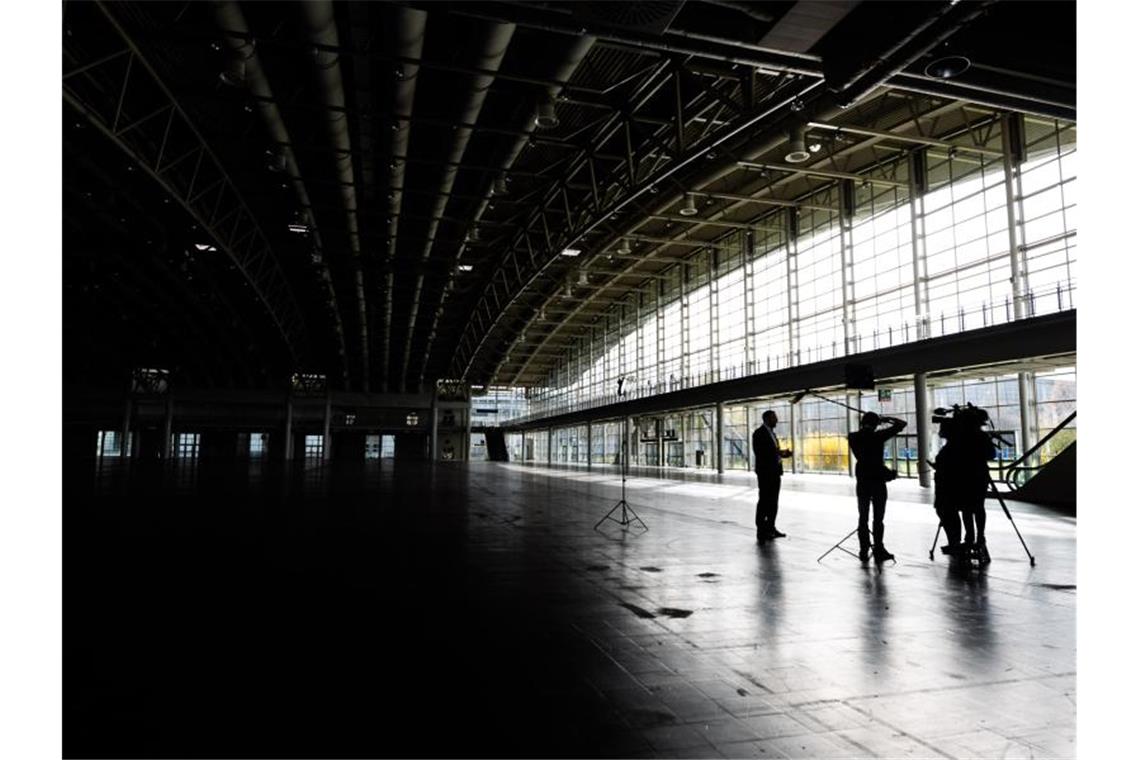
[990,411,1076,514]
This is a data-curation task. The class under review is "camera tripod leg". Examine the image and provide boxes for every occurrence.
[929,522,941,561]
[988,478,1035,566]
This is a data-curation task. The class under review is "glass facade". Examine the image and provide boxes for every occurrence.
[505,119,1075,423]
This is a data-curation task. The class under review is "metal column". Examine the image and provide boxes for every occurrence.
[847,391,860,478]
[715,401,725,474]
[839,180,857,356]
[784,208,800,368]
[120,397,132,460]
[786,399,797,474]
[1003,114,1037,459]
[431,401,439,461]
[914,372,932,488]
[162,396,173,460]
[547,428,553,467]
[283,397,294,461]
[323,393,332,461]
[586,422,593,470]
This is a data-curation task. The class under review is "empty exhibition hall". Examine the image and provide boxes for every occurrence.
[11,0,1129,757]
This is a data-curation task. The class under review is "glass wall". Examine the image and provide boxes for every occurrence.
[518,118,1076,422]
[1034,368,1077,462]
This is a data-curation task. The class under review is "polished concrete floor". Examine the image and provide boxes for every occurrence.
[66,457,1075,758]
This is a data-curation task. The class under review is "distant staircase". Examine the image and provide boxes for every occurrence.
[990,411,1076,513]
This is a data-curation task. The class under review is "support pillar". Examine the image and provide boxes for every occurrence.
[786,400,797,474]
[586,422,593,470]
[847,391,860,478]
[465,398,473,462]
[283,397,294,461]
[1018,371,1037,460]
[120,398,132,460]
[162,396,173,460]
[915,372,932,488]
[431,401,439,461]
[323,393,332,461]
[715,401,725,474]
[547,428,553,467]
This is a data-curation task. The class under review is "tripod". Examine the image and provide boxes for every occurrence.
[594,416,647,532]
[927,473,1035,566]
[817,527,897,564]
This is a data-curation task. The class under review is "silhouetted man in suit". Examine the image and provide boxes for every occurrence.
[848,412,907,563]
[752,410,792,543]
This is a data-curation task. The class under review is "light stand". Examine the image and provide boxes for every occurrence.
[594,381,647,532]
[816,528,860,562]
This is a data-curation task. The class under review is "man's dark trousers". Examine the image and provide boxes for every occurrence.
[856,479,887,550]
[755,472,781,536]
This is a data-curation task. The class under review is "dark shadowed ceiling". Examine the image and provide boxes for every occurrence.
[62,0,1075,392]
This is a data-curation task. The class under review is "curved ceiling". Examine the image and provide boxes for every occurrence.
[62,0,1075,392]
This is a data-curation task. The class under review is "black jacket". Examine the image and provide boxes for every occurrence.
[752,425,783,478]
[848,419,907,482]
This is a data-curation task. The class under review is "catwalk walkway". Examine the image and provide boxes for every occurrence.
[66,458,1075,758]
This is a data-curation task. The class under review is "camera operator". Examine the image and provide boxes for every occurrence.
[847,412,907,563]
[933,405,997,563]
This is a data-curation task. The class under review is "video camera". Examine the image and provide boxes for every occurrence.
[931,402,990,428]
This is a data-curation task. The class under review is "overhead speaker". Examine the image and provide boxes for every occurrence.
[844,363,875,391]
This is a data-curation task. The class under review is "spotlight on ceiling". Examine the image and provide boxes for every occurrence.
[219,57,248,87]
[784,124,811,164]
[265,148,288,173]
[535,94,559,129]
[924,55,971,79]
[618,239,632,256]
[559,247,582,257]
[679,193,699,217]
[457,264,473,272]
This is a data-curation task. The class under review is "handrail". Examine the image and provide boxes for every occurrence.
[1002,409,1076,489]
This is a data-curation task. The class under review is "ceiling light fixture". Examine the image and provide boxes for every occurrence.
[219,58,247,87]
[535,94,559,129]
[578,268,589,286]
[618,239,632,256]
[560,247,582,257]
[457,264,473,272]
[193,243,217,252]
[265,148,288,173]
[784,123,811,164]
[679,193,699,216]
[924,55,971,79]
